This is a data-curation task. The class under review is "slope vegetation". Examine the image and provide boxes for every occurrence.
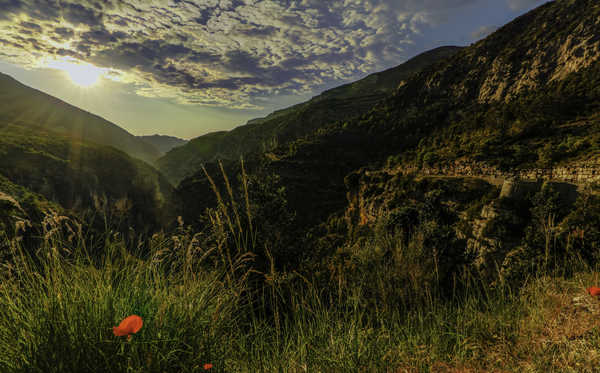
[0,73,161,164]
[179,0,600,240]
[139,134,188,154]
[0,123,178,233]
[158,46,462,184]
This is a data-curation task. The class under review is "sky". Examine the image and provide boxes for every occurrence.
[0,0,549,140]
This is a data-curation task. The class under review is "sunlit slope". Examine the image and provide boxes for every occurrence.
[157,46,462,184]
[0,123,178,230]
[0,73,161,164]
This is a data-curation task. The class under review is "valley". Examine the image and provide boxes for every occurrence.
[1,0,599,371]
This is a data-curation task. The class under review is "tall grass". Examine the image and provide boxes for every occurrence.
[1,165,598,372]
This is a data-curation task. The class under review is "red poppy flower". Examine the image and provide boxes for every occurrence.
[203,363,213,370]
[587,286,600,297]
[113,315,143,339]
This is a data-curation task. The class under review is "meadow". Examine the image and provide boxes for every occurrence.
[2,169,600,372]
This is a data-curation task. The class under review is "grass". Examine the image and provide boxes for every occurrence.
[2,166,600,372]
[2,221,600,372]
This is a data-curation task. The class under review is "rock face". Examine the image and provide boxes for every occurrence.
[395,160,600,185]
[466,178,581,277]
[420,0,600,105]
[499,178,541,199]
[344,165,588,280]
[467,200,520,271]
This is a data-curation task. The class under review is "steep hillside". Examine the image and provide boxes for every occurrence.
[178,0,600,243]
[139,134,188,154]
[158,46,462,184]
[0,123,178,233]
[157,131,228,183]
[0,73,161,164]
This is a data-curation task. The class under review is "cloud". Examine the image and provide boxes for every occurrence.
[506,0,545,11]
[0,0,479,108]
[471,25,498,40]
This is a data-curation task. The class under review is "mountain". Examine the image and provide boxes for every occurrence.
[157,46,463,184]
[0,73,161,164]
[0,122,179,236]
[139,134,188,154]
[177,0,600,249]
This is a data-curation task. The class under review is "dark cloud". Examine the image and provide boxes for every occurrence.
[506,0,545,11]
[0,38,22,48]
[19,21,42,32]
[0,0,24,20]
[61,3,100,26]
[471,25,498,40]
[91,39,218,73]
[80,28,127,44]
[0,0,490,107]
[53,27,75,38]
[108,14,131,27]
[237,25,278,37]
[26,0,61,22]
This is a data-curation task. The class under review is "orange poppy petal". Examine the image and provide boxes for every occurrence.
[588,286,600,296]
[113,326,128,337]
[114,315,143,336]
[203,363,213,370]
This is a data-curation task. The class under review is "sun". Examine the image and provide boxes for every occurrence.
[45,57,107,88]
[63,62,104,87]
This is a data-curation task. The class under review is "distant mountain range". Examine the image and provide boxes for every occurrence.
[139,134,188,154]
[0,72,161,164]
[157,46,463,184]
[0,73,178,235]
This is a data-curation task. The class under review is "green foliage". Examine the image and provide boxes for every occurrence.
[3,205,599,372]
[0,124,178,238]
[500,183,600,284]
[158,47,462,185]
[0,73,160,164]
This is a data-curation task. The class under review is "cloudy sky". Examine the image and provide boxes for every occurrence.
[0,0,548,139]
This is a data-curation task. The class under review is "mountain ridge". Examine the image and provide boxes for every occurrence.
[177,0,600,236]
[157,46,463,184]
[0,72,161,164]
[139,134,188,154]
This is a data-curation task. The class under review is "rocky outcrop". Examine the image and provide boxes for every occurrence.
[394,160,600,185]
[467,199,523,271]
[345,162,588,279]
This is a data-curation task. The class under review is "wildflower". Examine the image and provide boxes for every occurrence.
[203,363,213,370]
[113,315,143,340]
[587,287,600,297]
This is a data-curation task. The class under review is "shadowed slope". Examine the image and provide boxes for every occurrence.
[158,46,463,184]
[0,73,161,164]
[0,123,178,232]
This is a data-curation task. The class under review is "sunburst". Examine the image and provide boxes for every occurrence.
[45,57,107,88]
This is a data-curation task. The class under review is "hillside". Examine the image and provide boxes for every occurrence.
[0,123,178,235]
[139,134,188,154]
[4,1,600,371]
[0,73,161,164]
[178,0,600,267]
[157,46,462,184]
